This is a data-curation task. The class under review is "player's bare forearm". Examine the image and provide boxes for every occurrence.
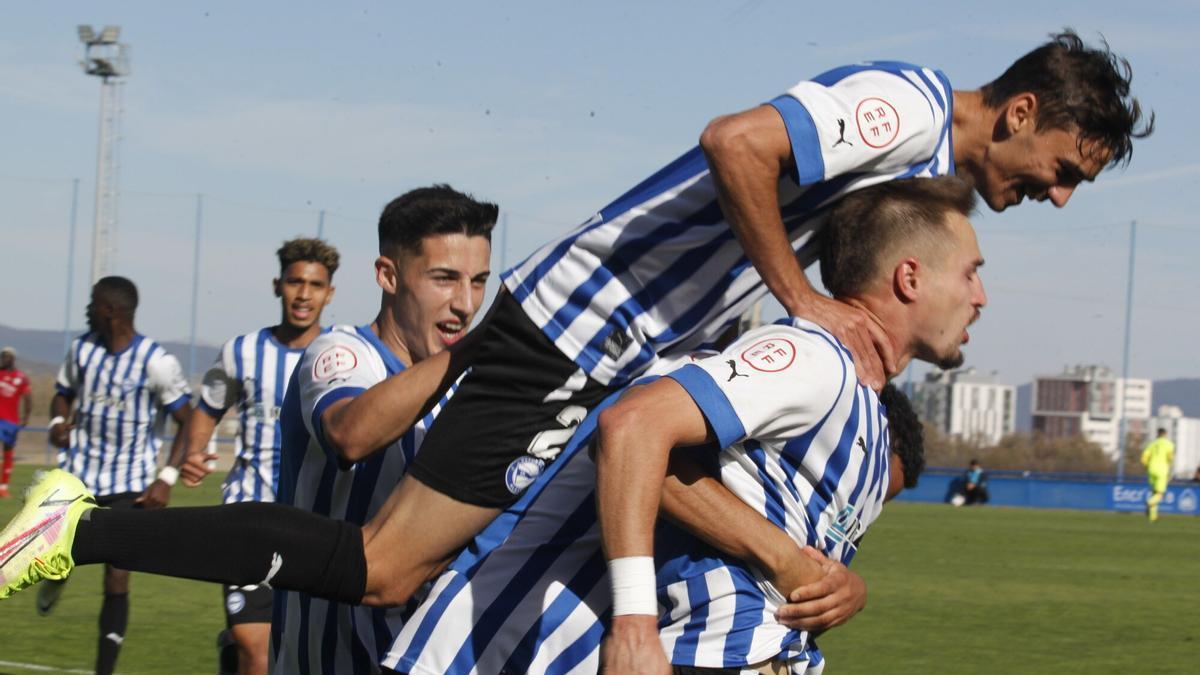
[661,452,822,592]
[323,349,454,462]
[602,614,671,674]
[20,392,31,425]
[596,380,711,560]
[50,392,72,419]
[701,106,813,315]
[164,404,193,469]
[180,408,220,486]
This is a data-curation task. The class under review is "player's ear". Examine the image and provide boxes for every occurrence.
[323,284,336,307]
[893,258,920,303]
[272,278,282,298]
[375,256,398,295]
[1003,92,1038,137]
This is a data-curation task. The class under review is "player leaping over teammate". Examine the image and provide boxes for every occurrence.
[0,31,1152,628]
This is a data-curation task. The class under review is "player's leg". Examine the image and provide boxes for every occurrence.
[223,583,272,675]
[0,420,17,497]
[360,476,501,605]
[95,564,130,675]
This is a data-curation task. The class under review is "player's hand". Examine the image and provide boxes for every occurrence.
[787,294,894,391]
[775,546,866,633]
[181,451,218,488]
[49,421,74,449]
[601,614,671,674]
[135,480,171,509]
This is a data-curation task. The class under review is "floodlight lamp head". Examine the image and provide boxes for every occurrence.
[78,25,95,43]
[99,26,120,43]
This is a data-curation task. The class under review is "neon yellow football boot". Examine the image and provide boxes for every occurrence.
[0,469,97,599]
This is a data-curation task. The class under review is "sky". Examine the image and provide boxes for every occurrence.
[1,0,1197,386]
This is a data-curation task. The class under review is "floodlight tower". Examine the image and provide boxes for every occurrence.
[77,25,130,283]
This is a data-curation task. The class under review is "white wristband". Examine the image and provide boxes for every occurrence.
[48,416,66,431]
[157,466,179,487]
[609,556,657,616]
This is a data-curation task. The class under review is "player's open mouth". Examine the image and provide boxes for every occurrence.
[437,321,465,345]
[291,306,313,320]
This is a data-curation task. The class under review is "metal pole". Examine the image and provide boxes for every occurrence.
[500,212,508,272]
[1116,220,1137,482]
[317,209,325,239]
[63,178,80,354]
[188,194,203,376]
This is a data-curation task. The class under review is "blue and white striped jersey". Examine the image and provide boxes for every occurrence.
[55,333,191,497]
[503,61,953,386]
[270,325,454,675]
[199,327,306,504]
[388,320,892,674]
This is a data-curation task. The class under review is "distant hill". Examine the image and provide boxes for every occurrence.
[1015,379,1200,432]
[0,323,219,376]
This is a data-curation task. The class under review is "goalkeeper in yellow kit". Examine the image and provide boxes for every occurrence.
[1140,428,1175,522]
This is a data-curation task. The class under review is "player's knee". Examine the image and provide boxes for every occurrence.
[103,567,131,594]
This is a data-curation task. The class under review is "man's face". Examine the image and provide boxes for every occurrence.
[975,124,1108,212]
[885,452,905,502]
[0,353,12,369]
[912,212,987,370]
[274,261,335,331]
[392,233,491,364]
[85,289,108,334]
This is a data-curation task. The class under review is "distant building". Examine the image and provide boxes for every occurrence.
[1031,365,1152,458]
[1150,405,1200,479]
[914,368,1015,446]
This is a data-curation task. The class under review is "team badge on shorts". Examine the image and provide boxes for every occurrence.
[505,456,546,495]
[226,590,246,615]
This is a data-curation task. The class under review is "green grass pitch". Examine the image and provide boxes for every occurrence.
[1,464,1197,673]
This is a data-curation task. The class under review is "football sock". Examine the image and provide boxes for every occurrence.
[95,592,128,675]
[73,502,367,604]
[1,448,12,486]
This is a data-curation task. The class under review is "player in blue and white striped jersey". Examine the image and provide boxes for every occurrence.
[599,176,985,673]
[177,238,338,675]
[387,176,968,675]
[268,186,494,675]
[47,276,192,675]
[365,34,1151,608]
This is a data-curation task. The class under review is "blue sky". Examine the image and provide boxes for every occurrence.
[2,0,1197,386]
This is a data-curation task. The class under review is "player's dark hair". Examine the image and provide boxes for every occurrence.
[880,384,924,489]
[820,175,975,298]
[93,276,139,315]
[378,184,498,258]
[277,237,340,278]
[981,29,1154,167]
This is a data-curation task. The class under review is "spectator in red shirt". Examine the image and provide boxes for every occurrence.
[0,346,32,497]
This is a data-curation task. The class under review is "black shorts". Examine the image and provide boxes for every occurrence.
[223,583,272,626]
[95,492,140,509]
[409,291,611,508]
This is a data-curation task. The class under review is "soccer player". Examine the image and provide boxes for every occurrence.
[267,186,493,674]
[0,31,1152,624]
[1140,428,1175,522]
[177,237,339,675]
[44,276,191,675]
[384,176,961,674]
[0,346,32,498]
[597,175,984,673]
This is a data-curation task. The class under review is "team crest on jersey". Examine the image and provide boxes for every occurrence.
[505,456,545,495]
[740,336,796,373]
[855,97,900,148]
[313,345,357,381]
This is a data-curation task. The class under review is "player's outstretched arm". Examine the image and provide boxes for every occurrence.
[700,106,893,389]
[596,379,710,675]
